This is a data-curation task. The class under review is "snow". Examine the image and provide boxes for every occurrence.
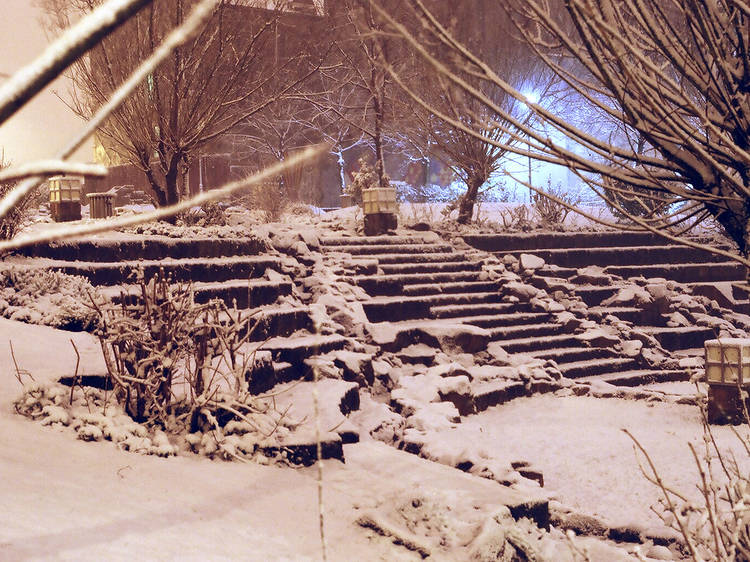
[3,207,749,559]
[448,394,750,530]
[0,319,432,561]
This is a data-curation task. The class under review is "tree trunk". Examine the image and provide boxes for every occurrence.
[370,62,388,188]
[457,173,485,224]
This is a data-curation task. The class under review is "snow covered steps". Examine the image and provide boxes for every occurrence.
[250,334,353,393]
[103,279,293,308]
[362,292,505,322]
[7,255,284,286]
[16,235,268,261]
[576,369,690,386]
[13,233,315,342]
[462,231,749,312]
[503,244,731,269]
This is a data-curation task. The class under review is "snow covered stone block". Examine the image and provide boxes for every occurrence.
[519,253,545,271]
[472,380,525,413]
[260,432,344,466]
[368,322,490,354]
[705,338,750,424]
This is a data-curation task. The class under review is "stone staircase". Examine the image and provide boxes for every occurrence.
[320,234,683,398]
[6,235,351,394]
[464,230,747,310]
[464,231,742,356]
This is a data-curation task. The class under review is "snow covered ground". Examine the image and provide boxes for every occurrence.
[1,207,746,560]
[2,315,747,560]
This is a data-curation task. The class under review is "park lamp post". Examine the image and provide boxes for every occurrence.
[705,338,750,424]
[48,176,82,222]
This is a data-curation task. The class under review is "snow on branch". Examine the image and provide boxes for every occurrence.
[0,161,107,182]
[0,0,220,223]
[0,0,152,126]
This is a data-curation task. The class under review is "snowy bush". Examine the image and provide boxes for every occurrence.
[176,201,228,227]
[532,178,580,229]
[0,267,99,331]
[14,380,297,462]
[346,158,389,205]
[0,155,37,240]
[94,269,274,427]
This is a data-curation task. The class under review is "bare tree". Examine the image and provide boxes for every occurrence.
[375,0,750,271]
[393,0,555,223]
[41,0,313,209]
[320,0,416,191]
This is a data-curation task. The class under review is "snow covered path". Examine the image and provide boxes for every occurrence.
[0,318,392,561]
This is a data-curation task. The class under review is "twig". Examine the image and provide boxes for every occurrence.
[623,428,701,560]
[9,340,34,384]
[69,338,81,407]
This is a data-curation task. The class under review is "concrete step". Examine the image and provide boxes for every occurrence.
[17,236,267,262]
[463,231,670,252]
[574,286,619,307]
[249,306,313,341]
[321,236,428,246]
[589,306,644,323]
[431,302,526,318]
[105,279,292,309]
[362,292,504,322]
[529,276,573,293]
[536,266,577,279]
[505,245,730,269]
[351,271,482,295]
[323,243,453,256]
[642,326,716,351]
[488,322,563,341]
[604,262,744,284]
[578,369,689,386]
[558,357,640,379]
[379,261,482,275]
[259,333,349,366]
[403,280,500,297]
[526,346,617,364]
[450,312,554,329]
[15,256,281,286]
[732,283,750,300]
[370,252,469,265]
[688,282,750,313]
[498,334,598,354]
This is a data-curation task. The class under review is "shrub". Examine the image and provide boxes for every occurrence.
[0,267,99,331]
[177,201,228,227]
[0,155,35,240]
[532,178,579,229]
[93,269,265,426]
[232,182,287,222]
[346,158,389,205]
[499,205,533,231]
[602,178,677,223]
